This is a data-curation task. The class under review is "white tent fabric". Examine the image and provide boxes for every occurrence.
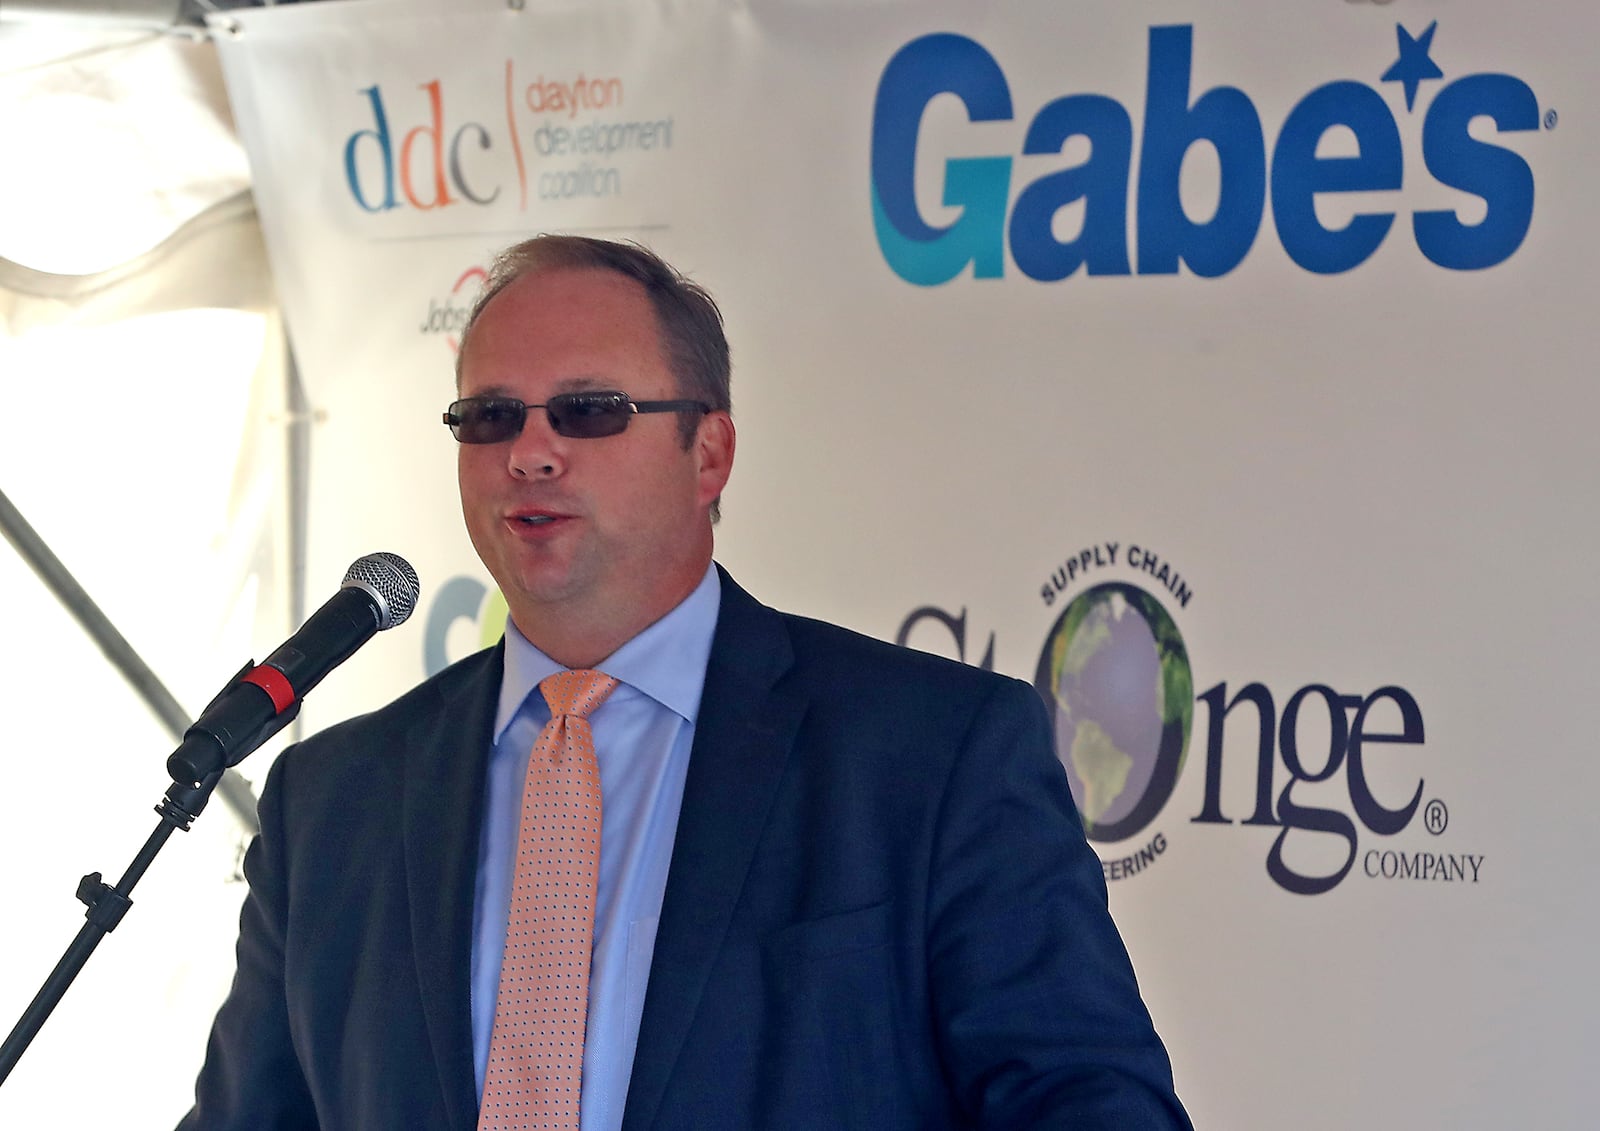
[0,22,286,1125]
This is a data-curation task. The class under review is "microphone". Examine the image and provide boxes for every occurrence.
[166,553,420,786]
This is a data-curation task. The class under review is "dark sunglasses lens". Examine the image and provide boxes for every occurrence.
[547,393,632,439]
[452,399,526,443]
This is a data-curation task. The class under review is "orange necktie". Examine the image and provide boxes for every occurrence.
[479,668,618,1131]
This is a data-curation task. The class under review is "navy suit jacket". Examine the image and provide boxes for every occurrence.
[181,569,1191,1129]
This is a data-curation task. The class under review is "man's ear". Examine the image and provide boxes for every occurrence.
[694,411,735,505]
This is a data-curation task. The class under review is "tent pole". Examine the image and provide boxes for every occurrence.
[0,486,260,833]
[284,327,310,744]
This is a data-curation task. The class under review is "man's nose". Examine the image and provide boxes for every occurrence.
[506,410,568,480]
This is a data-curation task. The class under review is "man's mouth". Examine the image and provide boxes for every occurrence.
[509,509,569,529]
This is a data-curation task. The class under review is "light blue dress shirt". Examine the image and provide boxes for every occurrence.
[470,564,720,1131]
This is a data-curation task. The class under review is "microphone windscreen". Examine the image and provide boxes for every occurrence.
[342,552,420,630]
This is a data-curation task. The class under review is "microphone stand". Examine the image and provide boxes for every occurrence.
[0,672,299,1088]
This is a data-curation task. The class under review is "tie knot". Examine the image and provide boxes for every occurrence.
[539,668,619,720]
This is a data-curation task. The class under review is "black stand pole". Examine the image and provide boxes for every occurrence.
[0,648,304,1089]
[0,774,221,1086]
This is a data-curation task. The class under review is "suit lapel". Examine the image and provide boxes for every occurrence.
[622,569,805,1131]
[403,644,503,1131]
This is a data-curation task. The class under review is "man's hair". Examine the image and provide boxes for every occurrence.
[457,234,731,449]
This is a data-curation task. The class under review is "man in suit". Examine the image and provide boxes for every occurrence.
[181,236,1192,1129]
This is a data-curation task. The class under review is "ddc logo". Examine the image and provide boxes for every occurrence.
[871,23,1543,283]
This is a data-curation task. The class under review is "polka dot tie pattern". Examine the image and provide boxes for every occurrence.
[479,669,618,1131]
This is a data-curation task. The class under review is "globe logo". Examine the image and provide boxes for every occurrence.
[1033,583,1194,843]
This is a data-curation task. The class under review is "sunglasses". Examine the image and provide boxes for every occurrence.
[443,392,711,443]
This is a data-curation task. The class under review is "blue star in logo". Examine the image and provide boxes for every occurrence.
[1381,21,1445,112]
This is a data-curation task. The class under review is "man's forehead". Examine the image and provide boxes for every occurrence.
[459,269,668,388]
[492,265,650,316]
[472,270,659,346]
[464,374,622,398]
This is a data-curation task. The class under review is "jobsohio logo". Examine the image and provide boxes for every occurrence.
[419,264,487,353]
[871,22,1549,283]
[897,541,1486,896]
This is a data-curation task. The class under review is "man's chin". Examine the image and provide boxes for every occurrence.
[502,561,594,616]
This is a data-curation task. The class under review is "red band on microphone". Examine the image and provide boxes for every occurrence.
[242,665,296,714]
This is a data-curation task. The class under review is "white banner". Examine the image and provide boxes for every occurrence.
[215,2,1600,1126]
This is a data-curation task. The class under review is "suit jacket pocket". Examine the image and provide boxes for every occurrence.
[765,898,895,958]
[755,900,912,1128]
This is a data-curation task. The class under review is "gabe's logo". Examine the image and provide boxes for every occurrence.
[870,22,1545,283]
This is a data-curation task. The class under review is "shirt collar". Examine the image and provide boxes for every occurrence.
[494,562,722,741]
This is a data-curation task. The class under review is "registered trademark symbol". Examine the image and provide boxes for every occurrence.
[1545,109,1559,130]
[1423,799,1449,835]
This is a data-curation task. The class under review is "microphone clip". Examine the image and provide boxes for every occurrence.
[165,660,302,788]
